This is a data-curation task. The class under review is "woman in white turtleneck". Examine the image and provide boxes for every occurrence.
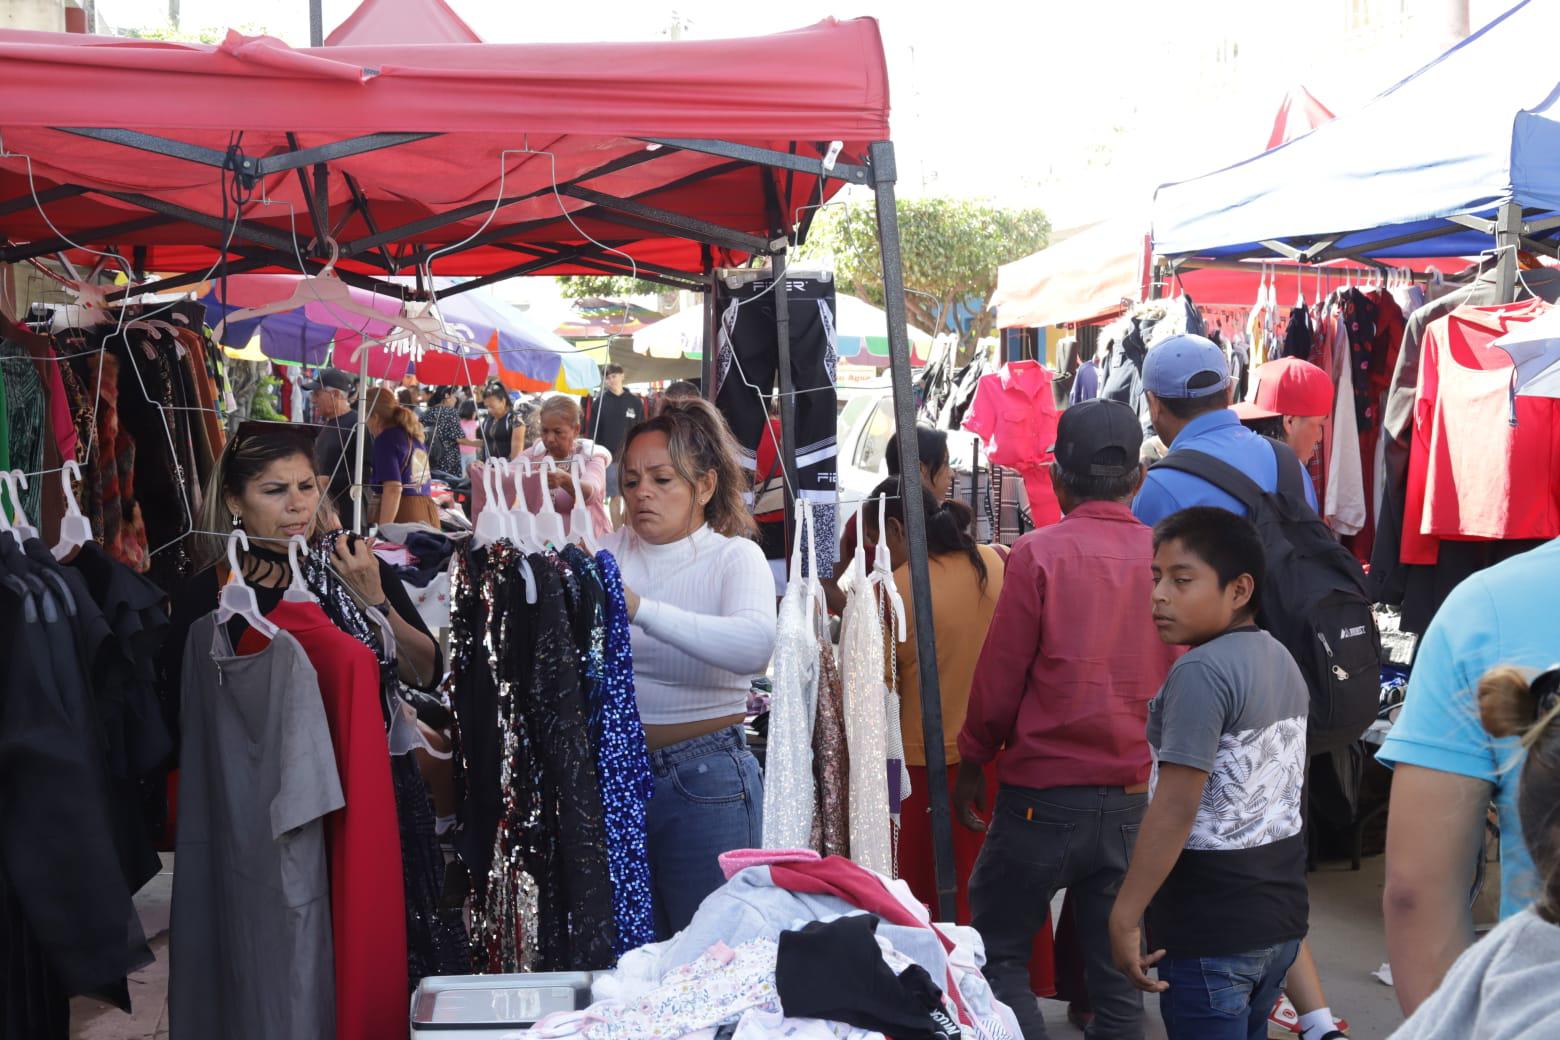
[603,398,777,937]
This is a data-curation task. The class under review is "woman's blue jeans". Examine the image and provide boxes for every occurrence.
[645,724,763,938]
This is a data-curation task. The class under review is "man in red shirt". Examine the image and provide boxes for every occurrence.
[956,398,1178,1039]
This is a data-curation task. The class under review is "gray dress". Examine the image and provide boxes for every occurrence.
[169,614,344,1040]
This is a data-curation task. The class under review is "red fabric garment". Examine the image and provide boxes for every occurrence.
[239,600,408,1040]
[754,417,783,523]
[897,762,1056,997]
[1403,300,1560,561]
[768,856,972,1025]
[1340,291,1406,563]
[961,361,1062,527]
[959,501,1179,790]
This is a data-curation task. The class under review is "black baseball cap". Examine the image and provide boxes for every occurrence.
[302,368,357,394]
[1050,399,1142,478]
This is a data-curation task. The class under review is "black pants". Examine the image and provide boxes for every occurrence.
[969,785,1147,1040]
[714,273,838,500]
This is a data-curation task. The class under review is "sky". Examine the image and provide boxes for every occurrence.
[91,0,1516,229]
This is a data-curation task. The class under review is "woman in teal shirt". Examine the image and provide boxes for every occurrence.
[1379,537,1560,1015]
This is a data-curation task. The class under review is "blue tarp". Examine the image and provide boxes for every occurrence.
[1152,0,1560,259]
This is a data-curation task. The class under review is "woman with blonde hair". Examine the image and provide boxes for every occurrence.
[366,386,438,528]
[604,397,776,937]
[518,393,612,538]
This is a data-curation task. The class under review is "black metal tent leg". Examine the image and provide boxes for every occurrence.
[870,139,957,924]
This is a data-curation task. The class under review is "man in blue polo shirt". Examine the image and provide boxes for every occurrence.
[1131,333,1339,1040]
[1131,334,1317,526]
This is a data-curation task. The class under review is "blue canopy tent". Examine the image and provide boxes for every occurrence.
[1151,0,1560,299]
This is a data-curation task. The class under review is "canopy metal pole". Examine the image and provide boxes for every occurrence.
[353,345,370,532]
[702,251,717,399]
[870,139,956,922]
[773,247,798,566]
[1495,201,1522,303]
[309,0,324,47]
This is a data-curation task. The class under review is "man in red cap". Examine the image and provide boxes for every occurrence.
[1232,357,1333,466]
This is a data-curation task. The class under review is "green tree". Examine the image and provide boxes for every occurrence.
[557,275,667,301]
[801,197,1049,343]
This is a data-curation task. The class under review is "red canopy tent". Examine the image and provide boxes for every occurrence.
[325,0,482,46]
[0,18,888,292]
[0,11,973,919]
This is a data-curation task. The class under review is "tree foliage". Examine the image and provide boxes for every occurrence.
[802,197,1049,341]
[557,275,667,301]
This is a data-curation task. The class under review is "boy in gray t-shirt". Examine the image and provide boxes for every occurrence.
[1109,506,1310,1040]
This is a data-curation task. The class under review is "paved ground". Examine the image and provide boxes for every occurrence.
[72,853,1408,1039]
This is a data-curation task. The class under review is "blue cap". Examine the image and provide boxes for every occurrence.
[1143,334,1231,399]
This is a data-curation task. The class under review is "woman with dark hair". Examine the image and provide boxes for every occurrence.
[421,385,464,477]
[860,477,1028,939]
[475,382,524,462]
[365,387,438,528]
[604,398,777,937]
[163,421,442,700]
[825,423,956,614]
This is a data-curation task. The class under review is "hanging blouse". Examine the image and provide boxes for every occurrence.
[0,339,43,522]
[810,633,850,859]
[762,503,822,850]
[302,531,470,986]
[522,554,618,971]
[840,565,892,876]
[588,549,657,957]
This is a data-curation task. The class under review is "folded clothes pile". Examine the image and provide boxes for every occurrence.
[513,850,1020,1040]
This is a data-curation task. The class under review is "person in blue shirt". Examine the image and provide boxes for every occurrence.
[1378,536,1560,1016]
[1131,334,1317,527]
[1132,334,1339,1040]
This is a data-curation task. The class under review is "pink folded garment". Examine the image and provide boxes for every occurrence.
[718,848,820,881]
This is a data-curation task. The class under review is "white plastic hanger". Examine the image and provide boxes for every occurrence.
[564,458,601,554]
[850,496,871,588]
[52,460,93,561]
[283,535,317,603]
[1,471,38,542]
[213,238,428,345]
[868,492,908,642]
[502,457,540,551]
[216,530,279,639]
[534,458,569,549]
[473,461,510,549]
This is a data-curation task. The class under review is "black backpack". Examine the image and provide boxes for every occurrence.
[1152,439,1381,753]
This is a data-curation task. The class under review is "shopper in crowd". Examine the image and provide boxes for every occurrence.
[518,395,612,539]
[1233,357,1332,464]
[1111,507,1310,1040]
[863,476,1013,924]
[1131,334,1317,527]
[585,363,646,511]
[1134,339,1345,1040]
[826,425,956,615]
[421,385,464,478]
[457,398,480,471]
[477,383,524,462]
[365,387,438,528]
[1379,536,1560,1013]
[1387,665,1560,1039]
[306,367,373,530]
[161,421,442,709]
[606,399,777,937]
[657,379,702,415]
[957,399,1176,1040]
